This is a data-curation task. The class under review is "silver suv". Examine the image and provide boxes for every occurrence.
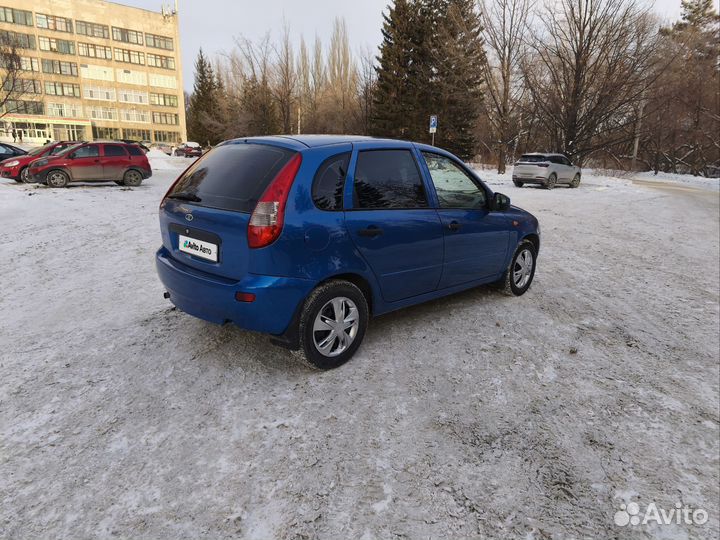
[512,153,581,189]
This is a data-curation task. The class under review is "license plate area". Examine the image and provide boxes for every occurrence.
[170,223,221,263]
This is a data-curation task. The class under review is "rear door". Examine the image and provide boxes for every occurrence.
[101,144,130,181]
[69,144,102,180]
[160,142,297,280]
[420,151,510,287]
[344,146,443,302]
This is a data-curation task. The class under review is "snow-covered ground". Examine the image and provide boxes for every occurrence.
[1,158,718,539]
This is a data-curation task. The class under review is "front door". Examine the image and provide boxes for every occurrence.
[420,151,510,288]
[69,144,103,180]
[344,147,443,303]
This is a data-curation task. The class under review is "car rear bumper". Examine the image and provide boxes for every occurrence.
[513,175,548,184]
[156,246,314,335]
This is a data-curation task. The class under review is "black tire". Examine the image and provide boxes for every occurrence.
[297,280,369,370]
[497,239,537,296]
[513,180,524,188]
[20,167,31,183]
[570,174,581,188]
[123,169,143,187]
[46,169,70,188]
[545,173,557,189]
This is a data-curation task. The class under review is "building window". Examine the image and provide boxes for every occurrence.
[76,20,109,39]
[145,33,173,51]
[149,93,178,107]
[0,7,33,26]
[3,78,42,94]
[92,126,120,140]
[80,64,114,82]
[44,81,81,97]
[147,53,175,70]
[3,100,44,115]
[89,107,117,121]
[112,27,143,45]
[120,109,149,123]
[47,102,83,118]
[122,128,151,140]
[42,59,78,77]
[38,36,76,55]
[18,57,39,72]
[152,112,179,125]
[116,68,147,86]
[153,130,179,143]
[114,48,145,65]
[148,73,177,89]
[35,14,73,33]
[0,30,35,49]
[78,42,112,60]
[118,88,148,104]
[83,85,116,101]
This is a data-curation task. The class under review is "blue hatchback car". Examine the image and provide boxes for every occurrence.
[156,135,540,369]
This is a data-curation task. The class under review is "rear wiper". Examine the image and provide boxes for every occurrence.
[167,191,202,202]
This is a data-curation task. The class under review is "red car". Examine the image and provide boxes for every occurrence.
[1,141,80,183]
[28,142,152,188]
[173,142,203,158]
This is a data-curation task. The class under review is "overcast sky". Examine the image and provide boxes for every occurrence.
[115,0,688,92]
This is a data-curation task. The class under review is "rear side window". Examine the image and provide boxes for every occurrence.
[520,155,549,163]
[353,150,427,209]
[127,146,144,156]
[104,145,127,157]
[167,143,295,213]
[312,152,350,211]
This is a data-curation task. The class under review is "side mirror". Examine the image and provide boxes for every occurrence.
[492,192,511,211]
[68,153,75,159]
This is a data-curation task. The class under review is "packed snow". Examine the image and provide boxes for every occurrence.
[1,155,718,539]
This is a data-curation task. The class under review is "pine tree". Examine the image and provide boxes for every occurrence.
[372,0,485,158]
[371,0,419,138]
[186,49,221,145]
[433,0,485,158]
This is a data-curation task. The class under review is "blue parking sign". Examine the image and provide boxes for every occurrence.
[429,115,438,133]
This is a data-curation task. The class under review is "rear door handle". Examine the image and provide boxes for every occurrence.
[358,227,383,238]
[448,221,462,232]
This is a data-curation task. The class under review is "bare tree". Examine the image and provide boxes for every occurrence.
[479,0,533,172]
[326,18,357,133]
[273,23,296,134]
[354,46,377,135]
[523,0,660,162]
[0,35,27,121]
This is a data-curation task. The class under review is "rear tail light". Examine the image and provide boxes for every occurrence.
[235,292,256,302]
[248,153,302,249]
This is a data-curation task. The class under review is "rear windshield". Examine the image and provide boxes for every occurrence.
[519,155,550,163]
[166,143,295,213]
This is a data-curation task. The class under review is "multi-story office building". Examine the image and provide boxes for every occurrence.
[0,0,186,144]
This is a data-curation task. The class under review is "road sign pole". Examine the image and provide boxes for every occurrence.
[431,132,435,146]
[429,115,438,146]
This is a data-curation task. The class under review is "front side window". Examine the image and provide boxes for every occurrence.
[313,153,350,211]
[353,149,427,209]
[422,152,486,209]
[73,145,100,158]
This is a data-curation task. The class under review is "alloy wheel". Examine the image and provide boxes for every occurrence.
[513,249,534,289]
[312,297,360,357]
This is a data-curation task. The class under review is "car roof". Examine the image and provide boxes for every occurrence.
[225,134,416,151]
[521,152,566,157]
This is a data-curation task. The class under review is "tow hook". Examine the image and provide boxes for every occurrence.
[163,292,170,299]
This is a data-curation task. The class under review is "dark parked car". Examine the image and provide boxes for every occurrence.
[117,139,150,153]
[156,135,540,369]
[28,142,152,187]
[1,141,80,183]
[0,142,27,164]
